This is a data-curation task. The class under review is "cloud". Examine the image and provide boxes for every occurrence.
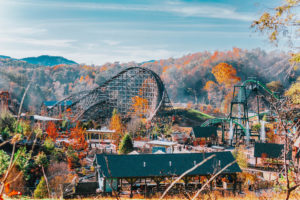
[102,40,121,46]
[4,0,254,22]
[0,35,75,47]
[0,27,47,35]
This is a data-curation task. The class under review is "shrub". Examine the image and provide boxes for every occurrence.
[34,177,48,199]
[43,137,55,155]
[0,150,9,176]
[118,133,134,154]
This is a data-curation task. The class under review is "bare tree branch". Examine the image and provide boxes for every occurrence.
[160,154,216,200]
[192,160,237,200]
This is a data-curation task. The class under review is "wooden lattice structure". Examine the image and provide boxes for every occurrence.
[47,67,173,122]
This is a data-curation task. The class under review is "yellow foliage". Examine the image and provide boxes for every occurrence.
[212,63,241,87]
[131,96,149,118]
[285,77,300,104]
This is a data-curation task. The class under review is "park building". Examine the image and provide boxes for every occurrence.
[93,151,241,198]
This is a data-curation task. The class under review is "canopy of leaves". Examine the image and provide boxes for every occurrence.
[43,137,55,155]
[212,62,241,87]
[69,123,88,151]
[46,121,58,141]
[34,152,49,168]
[118,133,134,154]
[0,149,10,176]
[109,109,124,145]
[285,77,300,104]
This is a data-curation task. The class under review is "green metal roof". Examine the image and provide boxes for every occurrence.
[254,143,292,159]
[192,126,217,138]
[95,152,241,178]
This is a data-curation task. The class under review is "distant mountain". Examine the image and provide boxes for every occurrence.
[21,55,77,66]
[0,55,11,59]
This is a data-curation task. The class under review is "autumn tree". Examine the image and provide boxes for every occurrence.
[46,121,58,141]
[212,62,241,87]
[204,63,241,113]
[34,152,50,198]
[109,109,124,146]
[131,96,149,118]
[267,81,284,94]
[252,0,299,70]
[285,77,300,104]
[69,123,88,151]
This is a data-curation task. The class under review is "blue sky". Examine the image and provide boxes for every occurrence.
[0,0,281,64]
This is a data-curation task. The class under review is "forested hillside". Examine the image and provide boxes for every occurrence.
[0,48,298,113]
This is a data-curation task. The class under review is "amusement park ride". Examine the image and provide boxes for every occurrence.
[47,67,173,123]
[47,67,280,146]
[201,78,280,145]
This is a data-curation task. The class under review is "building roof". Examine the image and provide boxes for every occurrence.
[32,115,62,121]
[192,127,217,138]
[86,127,115,134]
[254,143,292,159]
[95,152,241,178]
[171,125,193,135]
[147,140,177,146]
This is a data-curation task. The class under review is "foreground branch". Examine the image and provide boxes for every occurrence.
[192,160,237,200]
[160,154,216,200]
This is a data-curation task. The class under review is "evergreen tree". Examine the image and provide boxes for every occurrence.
[34,177,48,199]
[118,133,134,154]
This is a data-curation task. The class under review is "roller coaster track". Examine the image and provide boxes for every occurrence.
[242,79,279,100]
[201,79,279,134]
[47,67,173,122]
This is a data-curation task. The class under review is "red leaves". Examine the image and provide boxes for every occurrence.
[46,121,58,141]
[69,124,88,151]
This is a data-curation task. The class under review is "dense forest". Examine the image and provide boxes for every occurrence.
[0,48,298,114]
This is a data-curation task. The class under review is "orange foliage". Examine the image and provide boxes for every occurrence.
[212,62,241,87]
[46,121,58,141]
[211,51,219,62]
[187,102,193,109]
[131,96,149,117]
[69,124,88,151]
[109,110,124,146]
[203,80,217,92]
[79,76,84,83]
[100,66,107,72]
[162,65,171,73]
[52,64,65,70]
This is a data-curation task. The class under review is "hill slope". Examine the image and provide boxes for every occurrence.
[21,55,77,66]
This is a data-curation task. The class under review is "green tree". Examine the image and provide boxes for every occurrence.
[34,152,50,197]
[14,147,31,180]
[43,137,55,155]
[34,177,48,199]
[118,133,134,154]
[0,150,9,176]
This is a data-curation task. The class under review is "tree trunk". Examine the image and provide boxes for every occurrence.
[42,165,50,198]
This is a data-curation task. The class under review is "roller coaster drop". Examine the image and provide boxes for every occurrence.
[48,67,173,123]
[201,79,279,145]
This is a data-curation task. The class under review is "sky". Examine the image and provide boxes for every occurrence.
[0,0,282,65]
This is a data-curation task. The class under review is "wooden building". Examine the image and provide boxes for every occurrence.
[254,142,292,168]
[94,151,241,197]
[191,126,218,146]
